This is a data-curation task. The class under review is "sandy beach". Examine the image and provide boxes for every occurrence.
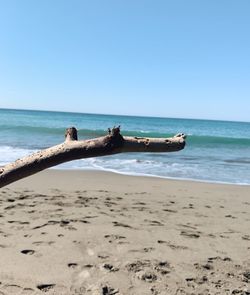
[0,170,249,294]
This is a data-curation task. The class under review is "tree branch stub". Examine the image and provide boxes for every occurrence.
[65,127,78,141]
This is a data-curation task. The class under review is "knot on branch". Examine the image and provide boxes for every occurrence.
[134,137,150,147]
[65,127,78,141]
[106,126,124,149]
[174,133,186,139]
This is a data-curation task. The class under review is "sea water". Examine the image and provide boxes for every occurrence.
[0,108,249,185]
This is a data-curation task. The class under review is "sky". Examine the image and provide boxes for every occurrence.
[0,0,249,122]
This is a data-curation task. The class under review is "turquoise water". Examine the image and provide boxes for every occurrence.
[0,108,250,184]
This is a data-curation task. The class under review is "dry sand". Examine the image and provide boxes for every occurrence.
[0,170,249,295]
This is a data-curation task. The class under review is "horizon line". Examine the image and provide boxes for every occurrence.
[0,107,249,124]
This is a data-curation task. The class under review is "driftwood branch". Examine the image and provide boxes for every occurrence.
[0,126,186,188]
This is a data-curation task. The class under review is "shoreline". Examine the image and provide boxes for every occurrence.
[51,167,250,186]
[1,169,249,294]
[6,169,250,192]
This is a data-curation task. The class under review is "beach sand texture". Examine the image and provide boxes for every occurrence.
[0,170,249,294]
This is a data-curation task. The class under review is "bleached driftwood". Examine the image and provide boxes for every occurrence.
[0,126,186,188]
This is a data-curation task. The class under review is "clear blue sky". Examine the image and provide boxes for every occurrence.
[0,0,249,121]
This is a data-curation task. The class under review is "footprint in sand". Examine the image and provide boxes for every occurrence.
[104,234,126,244]
[180,230,200,238]
[7,198,15,203]
[32,241,55,246]
[101,285,119,295]
[112,221,132,228]
[102,263,119,272]
[133,201,147,205]
[98,252,110,259]
[126,259,171,283]
[138,271,157,282]
[157,240,188,250]
[20,249,35,255]
[225,214,237,219]
[68,263,78,269]
[83,264,94,268]
[129,247,155,253]
[37,284,56,292]
[242,235,250,241]
[144,219,164,226]
[162,209,178,213]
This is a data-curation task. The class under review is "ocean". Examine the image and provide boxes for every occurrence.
[0,108,249,185]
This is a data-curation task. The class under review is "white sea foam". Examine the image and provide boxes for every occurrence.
[0,146,37,166]
[1,143,249,185]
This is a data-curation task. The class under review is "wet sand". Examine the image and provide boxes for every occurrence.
[0,170,249,294]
